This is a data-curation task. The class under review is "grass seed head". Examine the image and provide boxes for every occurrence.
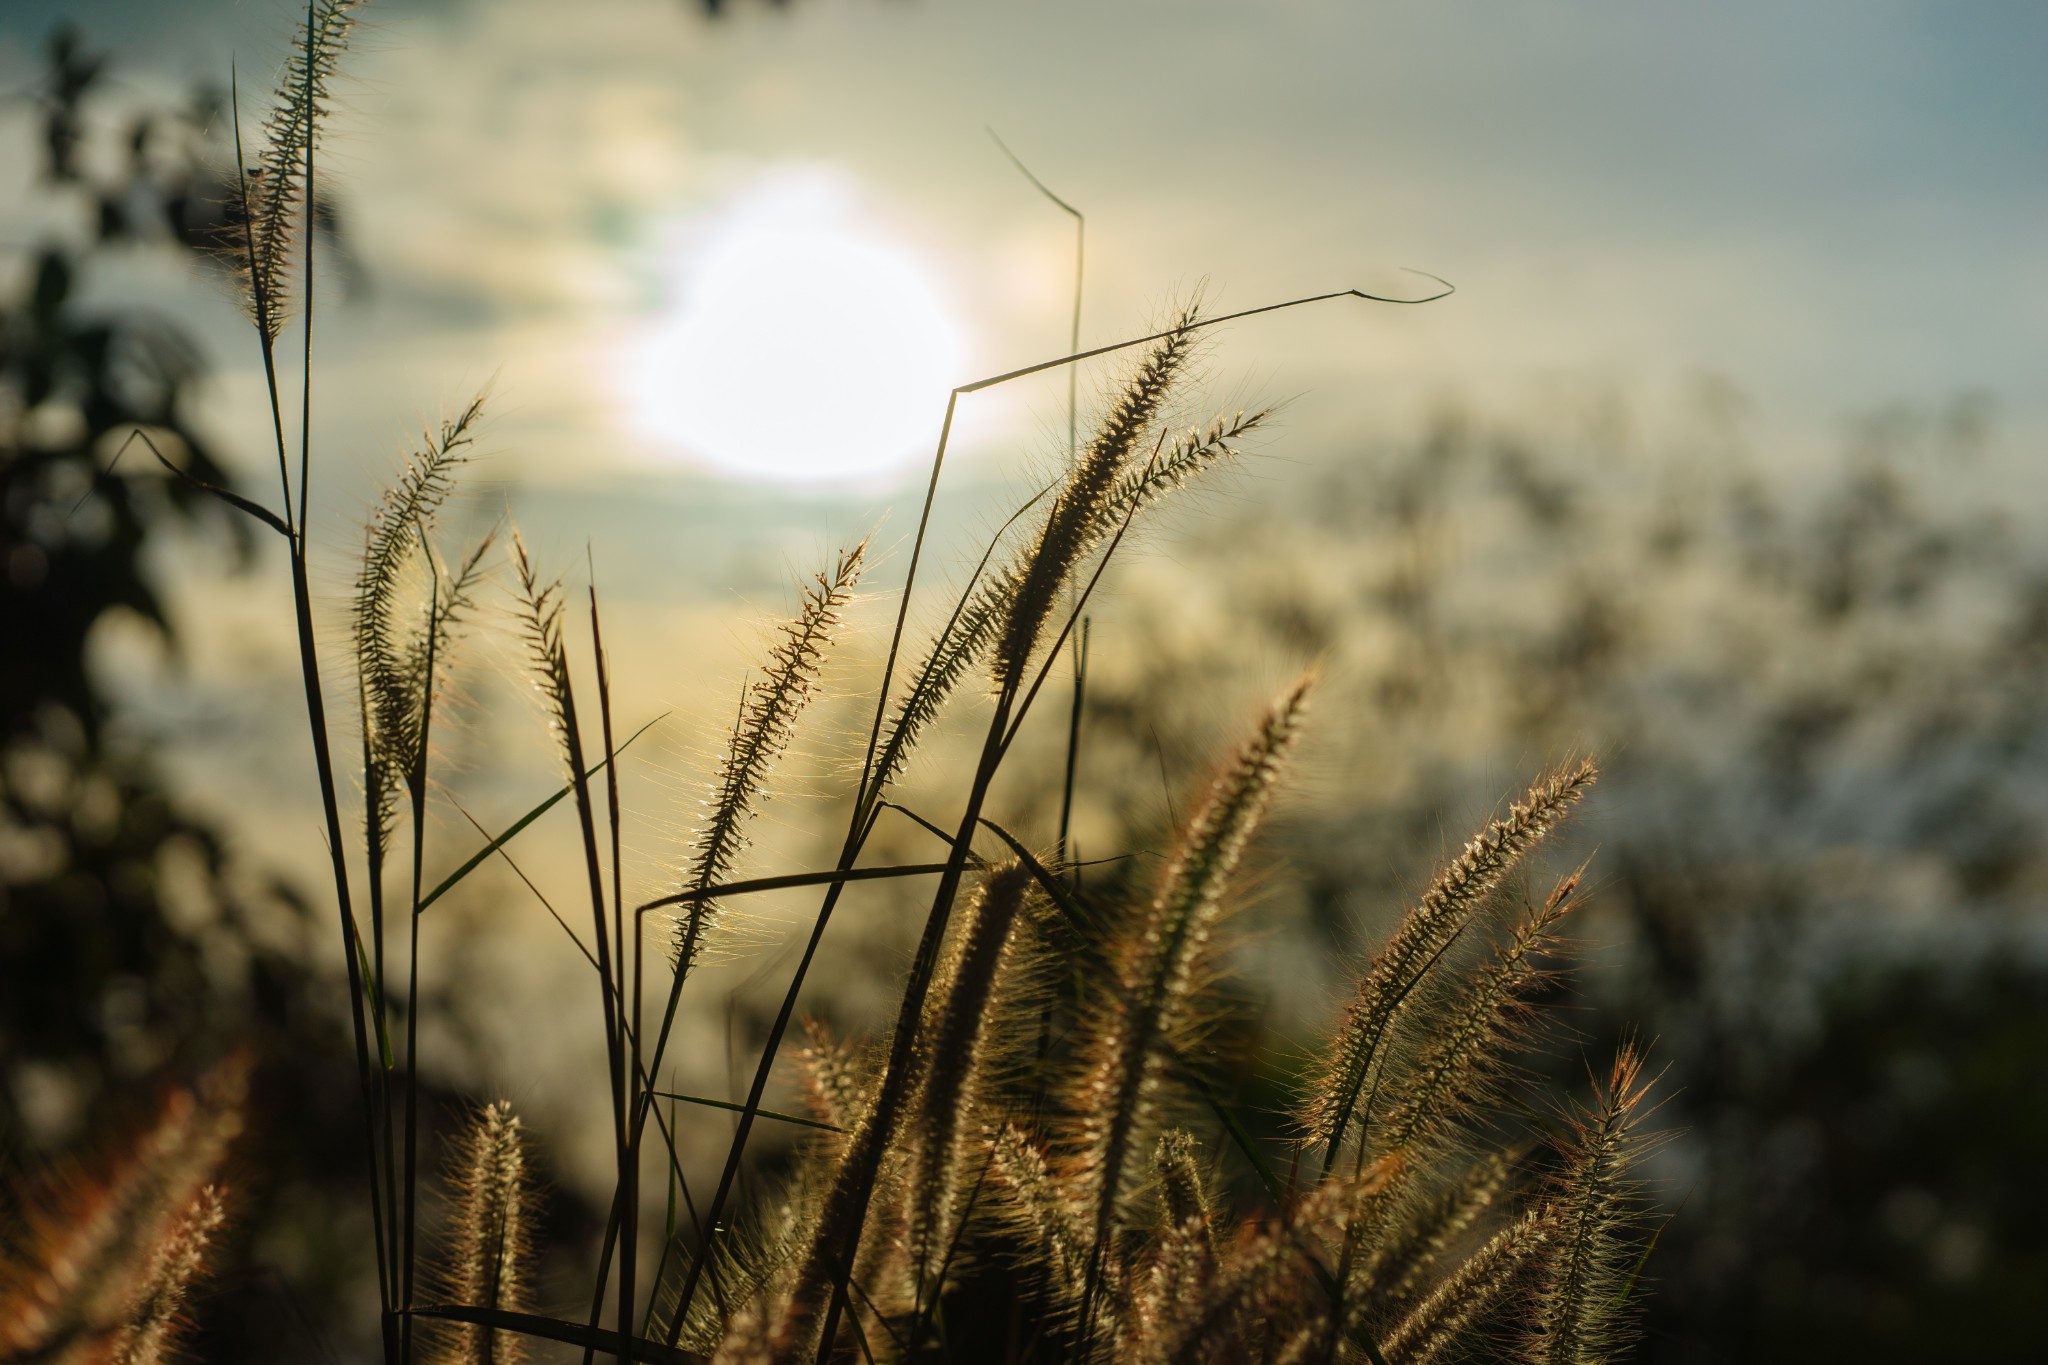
[1303,758,1598,1161]
[234,1,359,342]
[992,306,1202,695]
[673,541,866,973]
[432,1100,535,1365]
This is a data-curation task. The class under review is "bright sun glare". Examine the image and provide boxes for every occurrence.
[623,169,967,486]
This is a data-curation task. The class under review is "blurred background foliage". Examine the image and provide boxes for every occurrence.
[0,28,394,1360]
[4,16,2046,1365]
[1016,388,2048,1363]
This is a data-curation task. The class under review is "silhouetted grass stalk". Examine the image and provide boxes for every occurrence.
[149,21,1678,1360]
[655,285,1448,1355]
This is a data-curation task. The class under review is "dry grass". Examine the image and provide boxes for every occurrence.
[0,1058,246,1365]
[1,5,1659,1362]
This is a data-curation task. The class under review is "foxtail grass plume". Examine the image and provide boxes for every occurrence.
[991,305,1201,695]
[1322,863,1587,1357]
[1143,1159,1397,1365]
[761,1126,875,1356]
[1151,1129,1215,1250]
[870,399,1262,803]
[1118,1133,1219,1364]
[1124,1208,1214,1364]
[766,860,1027,1354]
[234,1,359,343]
[988,1122,1090,1313]
[673,542,866,973]
[671,1179,817,1358]
[1356,1151,1512,1314]
[1381,1212,1547,1365]
[108,1185,228,1365]
[1531,1047,1660,1365]
[432,1100,534,1365]
[1303,758,1598,1165]
[1369,868,1587,1165]
[903,861,1034,1302]
[1100,408,1269,531]
[0,1057,246,1365]
[1068,673,1313,1332]
[508,532,577,773]
[353,395,488,857]
[869,574,1010,800]
[793,1017,870,1135]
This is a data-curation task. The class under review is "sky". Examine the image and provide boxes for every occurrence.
[3,0,2043,503]
[8,0,2044,913]
[8,0,2044,1190]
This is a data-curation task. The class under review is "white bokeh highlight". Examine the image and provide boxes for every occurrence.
[623,169,967,485]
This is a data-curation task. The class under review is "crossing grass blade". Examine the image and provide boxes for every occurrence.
[414,712,667,914]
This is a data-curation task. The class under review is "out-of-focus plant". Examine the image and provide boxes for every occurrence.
[7,7,1663,1364]
[0,1054,247,1365]
[2,25,254,1148]
[1049,392,2047,1363]
[0,25,384,1362]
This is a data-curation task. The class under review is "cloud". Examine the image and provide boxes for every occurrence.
[10,0,2044,482]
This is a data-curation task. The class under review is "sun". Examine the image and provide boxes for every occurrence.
[621,170,968,486]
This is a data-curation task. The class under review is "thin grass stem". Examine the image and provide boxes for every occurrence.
[658,283,1452,1344]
